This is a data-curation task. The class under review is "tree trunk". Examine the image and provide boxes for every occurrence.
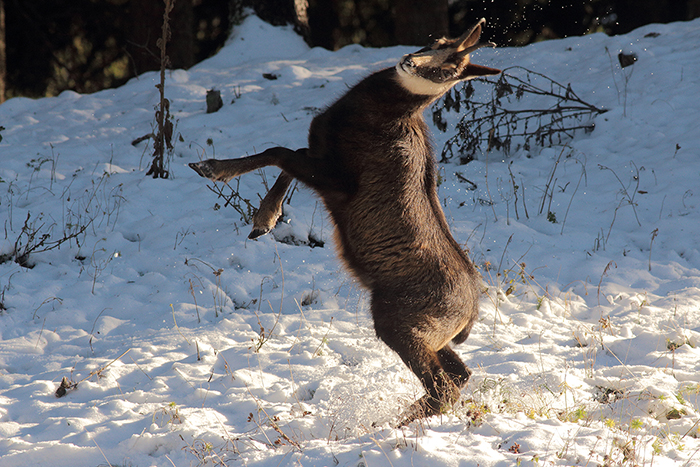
[0,0,6,103]
[293,0,310,40]
[245,0,310,42]
[690,0,700,17]
[127,0,194,76]
[394,0,448,45]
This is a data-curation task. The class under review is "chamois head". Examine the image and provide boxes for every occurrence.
[396,18,501,96]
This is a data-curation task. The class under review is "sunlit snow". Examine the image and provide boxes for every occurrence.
[1,15,699,467]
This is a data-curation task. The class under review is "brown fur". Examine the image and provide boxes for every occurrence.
[189,20,501,425]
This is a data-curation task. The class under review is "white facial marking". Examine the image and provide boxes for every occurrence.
[395,62,456,96]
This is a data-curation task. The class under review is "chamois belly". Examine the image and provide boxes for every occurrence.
[331,185,478,346]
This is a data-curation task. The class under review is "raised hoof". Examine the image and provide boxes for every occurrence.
[188,161,216,180]
[248,227,271,240]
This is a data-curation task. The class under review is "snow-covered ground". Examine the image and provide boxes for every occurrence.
[1,14,699,467]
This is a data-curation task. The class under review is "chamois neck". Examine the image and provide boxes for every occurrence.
[354,68,441,118]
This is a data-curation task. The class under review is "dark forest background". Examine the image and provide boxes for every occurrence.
[1,0,699,102]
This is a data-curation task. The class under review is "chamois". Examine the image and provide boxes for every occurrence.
[189,18,501,426]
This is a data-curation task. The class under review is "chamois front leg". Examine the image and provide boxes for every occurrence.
[191,146,349,197]
[249,171,294,239]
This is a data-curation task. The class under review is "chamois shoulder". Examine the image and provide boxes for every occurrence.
[328,68,437,119]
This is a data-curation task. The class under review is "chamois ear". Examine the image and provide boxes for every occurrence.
[460,63,501,80]
[455,19,484,53]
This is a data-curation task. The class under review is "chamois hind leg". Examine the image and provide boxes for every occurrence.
[376,326,461,426]
[249,171,294,239]
[395,353,462,427]
[395,347,470,426]
[437,346,471,389]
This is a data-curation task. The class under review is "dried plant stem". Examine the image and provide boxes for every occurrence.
[484,154,498,222]
[648,228,658,271]
[171,303,190,344]
[539,148,565,215]
[599,163,641,242]
[147,0,174,179]
[560,160,586,235]
[435,66,606,163]
[597,261,617,307]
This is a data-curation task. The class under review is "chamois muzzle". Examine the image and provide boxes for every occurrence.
[395,17,501,94]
